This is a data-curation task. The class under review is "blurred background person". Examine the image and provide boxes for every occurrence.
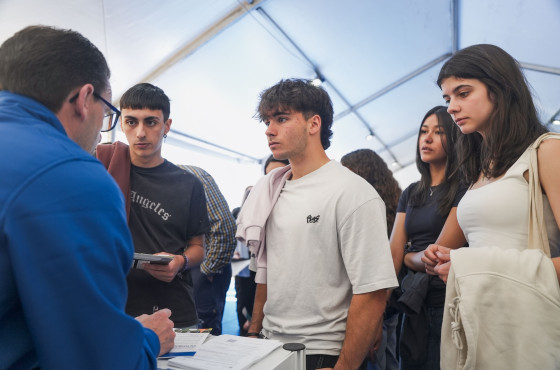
[178,164,237,336]
[263,155,290,174]
[341,148,402,370]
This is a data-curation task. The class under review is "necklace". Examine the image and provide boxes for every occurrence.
[429,184,440,197]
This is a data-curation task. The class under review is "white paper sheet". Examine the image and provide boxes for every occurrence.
[159,332,209,358]
[167,335,282,369]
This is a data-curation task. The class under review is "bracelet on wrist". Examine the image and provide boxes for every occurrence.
[247,332,260,337]
[180,254,189,273]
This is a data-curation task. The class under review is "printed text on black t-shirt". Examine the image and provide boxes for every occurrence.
[130,190,171,220]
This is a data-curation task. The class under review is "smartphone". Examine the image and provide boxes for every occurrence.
[132,253,173,269]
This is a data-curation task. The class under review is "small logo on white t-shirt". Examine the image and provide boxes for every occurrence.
[306,215,320,223]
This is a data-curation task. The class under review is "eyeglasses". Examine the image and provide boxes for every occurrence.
[93,92,121,132]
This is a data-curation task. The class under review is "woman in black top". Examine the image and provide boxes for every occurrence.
[390,106,466,370]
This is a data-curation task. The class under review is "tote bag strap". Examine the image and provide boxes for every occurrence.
[528,132,560,257]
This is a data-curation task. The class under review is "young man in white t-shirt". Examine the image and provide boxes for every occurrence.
[245,79,398,370]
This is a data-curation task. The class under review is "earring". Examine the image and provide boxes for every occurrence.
[163,134,167,139]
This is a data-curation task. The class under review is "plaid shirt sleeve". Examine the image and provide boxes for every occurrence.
[177,165,237,275]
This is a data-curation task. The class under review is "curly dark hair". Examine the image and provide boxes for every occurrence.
[341,149,402,237]
[256,78,334,149]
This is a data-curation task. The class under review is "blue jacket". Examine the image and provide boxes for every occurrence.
[0,91,159,369]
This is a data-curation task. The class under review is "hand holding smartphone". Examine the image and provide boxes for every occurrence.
[132,253,174,269]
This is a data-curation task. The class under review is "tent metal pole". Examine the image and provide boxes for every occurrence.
[451,0,459,53]
[334,53,451,122]
[520,62,560,76]
[256,7,405,166]
[107,0,267,149]
[168,130,262,163]
[114,0,266,105]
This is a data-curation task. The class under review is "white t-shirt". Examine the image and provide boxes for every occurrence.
[261,160,398,355]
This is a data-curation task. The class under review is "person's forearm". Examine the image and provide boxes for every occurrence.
[184,235,205,267]
[248,283,267,335]
[201,188,237,274]
[200,237,236,275]
[182,165,236,274]
[434,207,467,249]
[403,251,426,272]
[183,248,204,267]
[335,290,386,369]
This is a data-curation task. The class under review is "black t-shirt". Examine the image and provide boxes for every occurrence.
[397,181,467,304]
[397,182,466,254]
[125,160,210,327]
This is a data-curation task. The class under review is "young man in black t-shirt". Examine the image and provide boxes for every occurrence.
[103,83,210,328]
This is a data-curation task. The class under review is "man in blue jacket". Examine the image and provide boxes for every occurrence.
[0,26,175,369]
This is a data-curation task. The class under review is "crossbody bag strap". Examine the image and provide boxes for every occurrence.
[527,132,560,257]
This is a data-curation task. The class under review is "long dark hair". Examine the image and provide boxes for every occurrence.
[411,106,462,217]
[341,149,402,237]
[437,44,547,185]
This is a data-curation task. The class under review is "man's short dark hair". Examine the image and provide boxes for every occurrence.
[0,25,110,113]
[256,79,334,149]
[120,83,171,121]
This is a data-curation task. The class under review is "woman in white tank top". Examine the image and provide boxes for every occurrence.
[421,44,560,283]
[420,44,560,369]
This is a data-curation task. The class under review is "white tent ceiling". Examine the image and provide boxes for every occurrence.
[1,0,559,207]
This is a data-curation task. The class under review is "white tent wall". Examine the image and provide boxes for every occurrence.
[1,0,559,207]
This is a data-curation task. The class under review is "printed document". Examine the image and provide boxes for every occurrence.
[159,332,209,357]
[167,334,282,369]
